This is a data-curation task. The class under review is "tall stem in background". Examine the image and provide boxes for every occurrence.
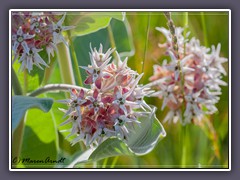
[68,38,83,87]
[164,11,189,168]
[181,11,189,168]
[201,12,208,47]
[12,67,23,95]
[56,43,76,85]
[141,13,151,75]
[181,125,188,167]
[164,12,180,59]
[65,17,83,87]
[107,25,118,64]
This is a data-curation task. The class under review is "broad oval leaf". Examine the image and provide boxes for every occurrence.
[73,110,166,167]
[12,96,53,131]
[19,107,57,168]
[66,12,125,37]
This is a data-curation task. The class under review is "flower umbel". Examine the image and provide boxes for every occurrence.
[148,26,228,125]
[59,44,153,147]
[11,12,75,72]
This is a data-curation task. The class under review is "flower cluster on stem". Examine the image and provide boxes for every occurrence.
[58,44,154,147]
[147,26,228,125]
[11,12,74,72]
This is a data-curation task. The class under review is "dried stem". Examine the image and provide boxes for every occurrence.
[164,12,180,59]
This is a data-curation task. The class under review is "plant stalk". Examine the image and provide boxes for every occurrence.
[65,19,83,87]
[141,13,151,75]
[12,67,24,168]
[201,12,208,47]
[181,124,187,167]
[28,84,89,97]
[56,43,76,85]
[12,116,26,168]
[12,67,23,95]
[183,12,188,56]
[107,25,118,63]
[164,12,180,59]
[181,12,190,168]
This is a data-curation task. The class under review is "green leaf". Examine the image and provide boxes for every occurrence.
[73,110,166,167]
[110,12,126,21]
[12,95,53,131]
[89,138,132,161]
[19,107,57,168]
[126,113,166,155]
[73,18,134,88]
[66,12,125,37]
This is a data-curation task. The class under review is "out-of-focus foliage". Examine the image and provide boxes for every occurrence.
[12,11,229,169]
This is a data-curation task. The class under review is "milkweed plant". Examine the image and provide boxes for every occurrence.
[11,11,229,168]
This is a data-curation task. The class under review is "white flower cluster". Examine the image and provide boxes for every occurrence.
[148,27,228,125]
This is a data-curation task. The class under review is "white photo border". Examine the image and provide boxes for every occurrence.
[9,9,231,171]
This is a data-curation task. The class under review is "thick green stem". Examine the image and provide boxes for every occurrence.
[141,13,151,75]
[107,25,118,63]
[23,70,28,95]
[65,18,83,87]
[181,125,187,167]
[12,67,24,168]
[12,67,23,95]
[42,56,57,85]
[201,12,208,47]
[69,41,83,87]
[12,116,26,168]
[57,43,76,85]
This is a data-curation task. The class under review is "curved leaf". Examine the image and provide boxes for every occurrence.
[127,113,166,155]
[66,12,125,37]
[19,108,57,168]
[73,110,166,167]
[12,96,53,131]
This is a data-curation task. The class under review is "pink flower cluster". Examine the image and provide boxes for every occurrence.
[59,44,154,147]
[11,12,74,72]
[148,27,228,125]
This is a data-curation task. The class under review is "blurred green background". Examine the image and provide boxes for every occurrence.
[14,11,229,168]
[116,11,229,168]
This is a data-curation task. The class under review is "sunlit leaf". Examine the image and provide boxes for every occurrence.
[66,12,125,37]
[73,110,166,167]
[20,108,57,168]
[12,96,53,131]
